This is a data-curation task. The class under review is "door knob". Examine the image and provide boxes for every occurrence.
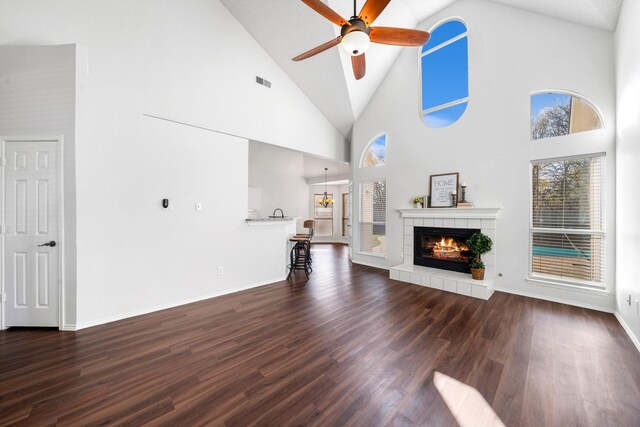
[38,241,56,247]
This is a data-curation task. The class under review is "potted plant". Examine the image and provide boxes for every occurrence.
[412,197,424,208]
[466,232,493,280]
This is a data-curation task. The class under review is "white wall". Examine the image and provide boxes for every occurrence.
[615,0,640,348]
[0,0,347,162]
[352,0,616,311]
[0,45,78,328]
[248,141,309,233]
[75,117,293,328]
[0,0,348,328]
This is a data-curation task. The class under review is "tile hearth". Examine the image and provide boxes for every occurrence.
[390,264,495,300]
[390,208,501,300]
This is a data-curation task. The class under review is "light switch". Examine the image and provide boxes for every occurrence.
[195,202,202,211]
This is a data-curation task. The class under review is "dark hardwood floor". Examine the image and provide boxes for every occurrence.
[1,243,640,426]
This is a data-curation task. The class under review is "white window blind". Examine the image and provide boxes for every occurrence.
[314,194,333,236]
[530,154,605,287]
[360,180,386,254]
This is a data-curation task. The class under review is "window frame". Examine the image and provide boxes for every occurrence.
[360,133,387,168]
[529,89,605,141]
[314,193,334,237]
[358,178,386,257]
[418,17,469,128]
[528,153,606,289]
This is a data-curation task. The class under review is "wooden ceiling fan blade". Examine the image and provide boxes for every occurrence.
[301,0,349,27]
[292,36,342,61]
[358,0,391,26]
[370,27,431,46]
[352,54,366,80]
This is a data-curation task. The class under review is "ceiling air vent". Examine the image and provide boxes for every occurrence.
[255,75,271,88]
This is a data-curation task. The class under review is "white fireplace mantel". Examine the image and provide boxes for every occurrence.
[397,207,502,220]
[390,207,502,300]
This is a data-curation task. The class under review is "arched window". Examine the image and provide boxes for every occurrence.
[360,133,386,168]
[420,19,469,128]
[530,92,603,140]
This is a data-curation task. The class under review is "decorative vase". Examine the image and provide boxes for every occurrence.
[470,268,485,280]
[414,202,422,209]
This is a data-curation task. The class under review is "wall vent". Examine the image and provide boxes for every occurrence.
[255,75,271,88]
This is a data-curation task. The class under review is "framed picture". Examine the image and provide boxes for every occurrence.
[429,172,459,208]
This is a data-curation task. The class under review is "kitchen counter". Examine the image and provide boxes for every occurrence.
[245,217,300,226]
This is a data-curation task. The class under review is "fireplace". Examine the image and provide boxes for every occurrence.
[414,226,480,273]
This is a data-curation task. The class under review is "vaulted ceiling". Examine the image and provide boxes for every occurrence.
[219,0,623,140]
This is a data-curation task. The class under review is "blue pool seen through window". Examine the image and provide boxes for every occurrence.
[421,20,469,128]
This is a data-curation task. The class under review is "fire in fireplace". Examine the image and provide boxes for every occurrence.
[432,237,469,260]
[414,226,481,273]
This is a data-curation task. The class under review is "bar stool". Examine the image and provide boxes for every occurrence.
[294,220,314,265]
[287,236,311,279]
[294,220,315,240]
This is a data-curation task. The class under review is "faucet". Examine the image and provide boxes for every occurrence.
[272,208,284,218]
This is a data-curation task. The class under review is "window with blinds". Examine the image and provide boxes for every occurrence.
[530,154,605,287]
[314,194,333,236]
[360,179,386,254]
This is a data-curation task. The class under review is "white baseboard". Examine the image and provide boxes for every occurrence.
[614,311,640,353]
[351,259,390,271]
[2,323,78,331]
[74,276,285,331]
[494,286,614,314]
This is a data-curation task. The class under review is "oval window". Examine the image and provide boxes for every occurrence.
[420,19,469,128]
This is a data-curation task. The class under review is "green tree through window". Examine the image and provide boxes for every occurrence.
[531,92,602,140]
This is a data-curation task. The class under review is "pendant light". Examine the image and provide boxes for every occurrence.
[319,168,334,207]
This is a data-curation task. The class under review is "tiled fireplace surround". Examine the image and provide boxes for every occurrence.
[389,208,502,300]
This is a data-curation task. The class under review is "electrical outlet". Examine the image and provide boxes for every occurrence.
[217,266,224,276]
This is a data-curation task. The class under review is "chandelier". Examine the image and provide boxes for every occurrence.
[319,167,334,208]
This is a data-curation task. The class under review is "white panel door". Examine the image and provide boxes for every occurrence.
[3,139,60,327]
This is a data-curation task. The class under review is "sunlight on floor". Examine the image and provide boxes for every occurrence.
[433,371,505,427]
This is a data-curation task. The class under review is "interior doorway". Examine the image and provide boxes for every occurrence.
[347,185,352,260]
[342,192,349,237]
[2,137,63,328]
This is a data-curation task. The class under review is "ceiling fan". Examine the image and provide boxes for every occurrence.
[292,0,431,80]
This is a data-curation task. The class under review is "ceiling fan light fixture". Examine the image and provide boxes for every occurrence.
[293,0,431,80]
[341,30,370,56]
